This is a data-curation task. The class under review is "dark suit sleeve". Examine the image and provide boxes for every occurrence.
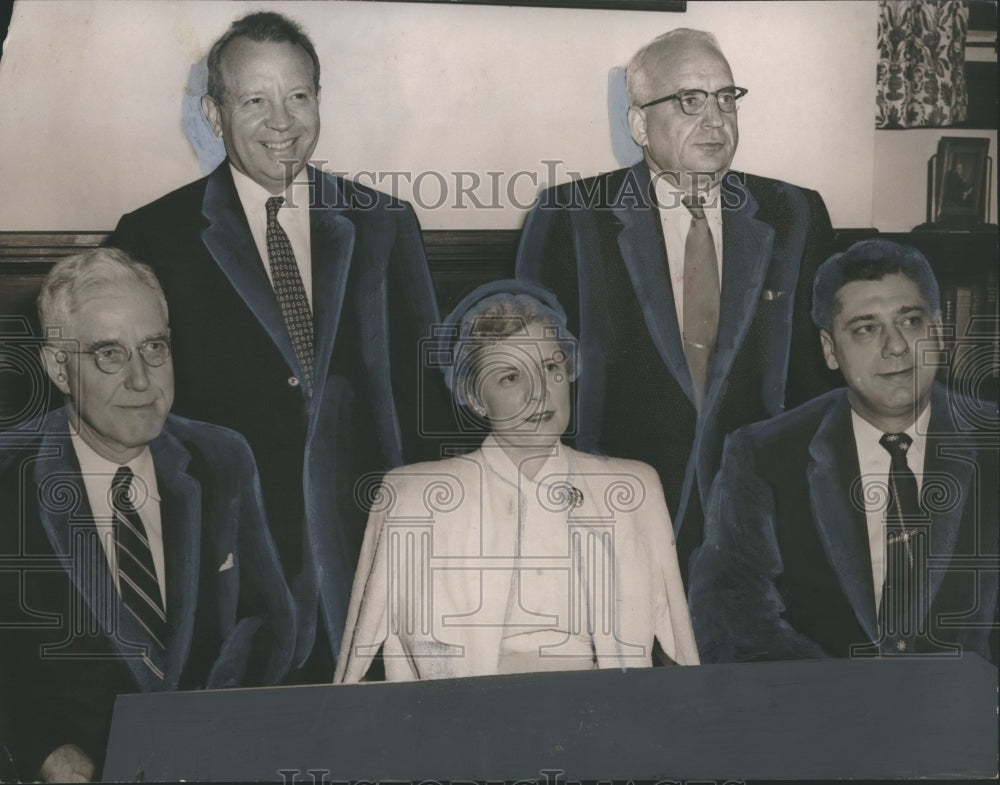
[688,429,830,663]
[105,211,139,256]
[205,434,296,688]
[385,202,451,461]
[105,209,167,272]
[0,452,57,780]
[783,187,838,408]
[515,188,582,337]
[0,443,122,779]
[0,683,15,784]
[0,461,26,781]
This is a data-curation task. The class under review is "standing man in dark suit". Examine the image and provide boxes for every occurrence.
[689,239,998,663]
[106,12,443,679]
[0,249,294,782]
[516,28,835,578]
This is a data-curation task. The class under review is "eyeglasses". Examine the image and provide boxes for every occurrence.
[640,86,748,114]
[64,337,172,375]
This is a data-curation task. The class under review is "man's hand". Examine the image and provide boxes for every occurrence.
[38,744,95,783]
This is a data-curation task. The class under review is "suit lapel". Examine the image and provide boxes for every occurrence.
[150,421,202,690]
[307,169,355,413]
[613,163,694,404]
[612,167,776,412]
[806,392,880,642]
[922,385,974,612]
[34,417,119,634]
[33,410,166,691]
[703,177,774,413]
[806,387,973,649]
[200,163,305,384]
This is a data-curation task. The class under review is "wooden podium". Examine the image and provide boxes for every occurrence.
[104,656,998,781]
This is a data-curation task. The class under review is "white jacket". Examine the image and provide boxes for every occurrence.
[335,436,699,682]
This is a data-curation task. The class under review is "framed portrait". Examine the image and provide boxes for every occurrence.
[933,136,991,225]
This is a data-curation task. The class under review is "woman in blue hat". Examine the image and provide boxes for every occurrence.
[335,281,698,682]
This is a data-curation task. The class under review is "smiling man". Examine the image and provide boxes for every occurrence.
[106,11,443,682]
[688,239,998,664]
[0,249,294,782]
[516,28,836,582]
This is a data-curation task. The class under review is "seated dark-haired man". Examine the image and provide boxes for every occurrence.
[0,249,294,782]
[689,239,998,663]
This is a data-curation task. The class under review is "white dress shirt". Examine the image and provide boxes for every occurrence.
[652,171,724,335]
[852,405,930,613]
[71,435,167,608]
[230,163,314,309]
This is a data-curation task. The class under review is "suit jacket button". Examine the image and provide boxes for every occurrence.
[288,376,300,387]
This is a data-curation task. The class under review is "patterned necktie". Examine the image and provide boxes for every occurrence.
[878,432,923,652]
[111,466,167,674]
[266,195,314,395]
[682,197,721,411]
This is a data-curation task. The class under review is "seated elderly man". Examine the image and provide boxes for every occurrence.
[0,249,294,782]
[689,239,998,663]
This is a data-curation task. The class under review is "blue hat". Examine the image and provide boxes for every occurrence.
[440,279,578,406]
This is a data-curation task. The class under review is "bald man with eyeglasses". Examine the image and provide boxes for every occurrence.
[0,248,294,782]
[517,28,836,584]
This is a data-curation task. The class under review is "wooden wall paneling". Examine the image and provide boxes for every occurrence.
[0,230,519,316]
[0,230,520,429]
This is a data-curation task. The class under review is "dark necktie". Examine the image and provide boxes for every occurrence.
[682,197,721,411]
[878,432,923,652]
[266,195,314,395]
[111,466,167,673]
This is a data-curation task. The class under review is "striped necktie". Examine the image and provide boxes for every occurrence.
[111,466,167,676]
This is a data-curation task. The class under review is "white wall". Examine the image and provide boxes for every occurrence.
[0,0,894,231]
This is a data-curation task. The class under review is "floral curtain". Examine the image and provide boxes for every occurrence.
[876,0,969,128]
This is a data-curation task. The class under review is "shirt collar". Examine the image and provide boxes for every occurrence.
[851,403,931,469]
[479,433,568,490]
[70,430,160,503]
[649,167,724,212]
[229,162,313,212]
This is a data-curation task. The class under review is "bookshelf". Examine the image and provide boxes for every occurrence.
[885,228,999,403]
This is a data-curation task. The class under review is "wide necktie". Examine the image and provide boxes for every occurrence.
[878,432,924,652]
[266,195,314,395]
[111,466,167,675]
[681,197,721,411]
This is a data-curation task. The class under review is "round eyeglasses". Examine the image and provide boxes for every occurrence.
[63,337,172,375]
[640,86,748,115]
